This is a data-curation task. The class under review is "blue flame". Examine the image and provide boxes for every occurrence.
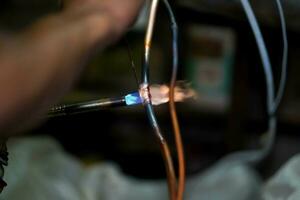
[125,92,143,106]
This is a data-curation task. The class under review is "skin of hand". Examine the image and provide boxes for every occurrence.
[63,0,143,34]
[0,0,143,135]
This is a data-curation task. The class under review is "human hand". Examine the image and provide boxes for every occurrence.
[62,0,143,34]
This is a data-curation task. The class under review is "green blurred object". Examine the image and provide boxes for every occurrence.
[185,25,236,113]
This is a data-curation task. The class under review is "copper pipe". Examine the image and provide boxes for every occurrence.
[170,88,185,200]
[143,1,178,199]
[163,0,186,198]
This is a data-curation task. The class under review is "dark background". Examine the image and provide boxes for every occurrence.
[1,0,300,181]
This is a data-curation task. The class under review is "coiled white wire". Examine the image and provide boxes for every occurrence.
[223,0,288,164]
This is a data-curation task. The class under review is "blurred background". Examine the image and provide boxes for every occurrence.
[1,0,300,192]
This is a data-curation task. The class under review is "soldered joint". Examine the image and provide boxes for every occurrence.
[139,83,151,104]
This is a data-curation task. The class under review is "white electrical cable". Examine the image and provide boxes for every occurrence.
[241,0,275,115]
[272,0,288,114]
[222,0,289,164]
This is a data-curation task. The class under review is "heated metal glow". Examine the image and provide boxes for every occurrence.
[150,82,196,106]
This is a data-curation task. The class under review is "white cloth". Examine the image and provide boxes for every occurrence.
[0,136,262,200]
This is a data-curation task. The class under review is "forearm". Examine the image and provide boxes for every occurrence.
[0,1,142,134]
